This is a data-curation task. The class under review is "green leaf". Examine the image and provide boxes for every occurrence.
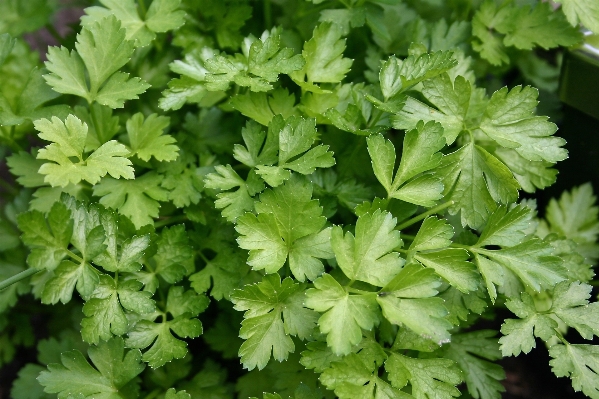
[17,202,72,271]
[94,172,169,229]
[41,260,100,305]
[377,50,457,101]
[0,33,15,66]
[35,115,134,187]
[126,286,208,368]
[377,264,452,344]
[385,352,463,399]
[38,337,145,399]
[44,15,150,107]
[230,275,318,370]
[126,113,179,162]
[437,142,519,229]
[393,73,471,145]
[440,331,505,399]
[11,363,52,399]
[549,281,599,340]
[93,210,150,273]
[152,224,195,284]
[203,27,304,92]
[305,273,379,356]
[236,176,332,281]
[81,275,155,344]
[165,388,191,399]
[82,0,185,47]
[498,292,558,356]
[409,217,453,251]
[320,353,406,399]
[498,2,581,50]
[6,151,46,188]
[538,183,599,263]
[230,88,298,126]
[204,166,264,222]
[367,121,445,206]
[556,0,599,33]
[414,249,480,293]
[480,86,567,164]
[475,238,565,296]
[472,1,581,66]
[291,22,353,89]
[191,249,248,301]
[332,209,404,287]
[476,204,535,248]
[248,115,335,187]
[549,343,599,398]
[73,103,120,151]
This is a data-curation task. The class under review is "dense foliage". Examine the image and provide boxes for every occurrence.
[1,0,599,398]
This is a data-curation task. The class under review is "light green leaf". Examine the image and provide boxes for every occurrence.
[81,275,155,344]
[204,166,264,222]
[393,74,470,144]
[476,239,565,293]
[385,353,463,399]
[291,22,353,89]
[44,15,149,107]
[378,264,451,344]
[93,172,168,229]
[305,274,379,356]
[126,286,208,368]
[126,112,178,162]
[499,292,558,356]
[437,142,519,229]
[377,51,456,101]
[549,343,599,398]
[35,115,134,187]
[480,86,567,163]
[409,217,453,251]
[367,121,445,206]
[556,0,599,33]
[538,183,599,263]
[17,202,72,271]
[38,337,145,399]
[476,204,535,247]
[231,275,318,370]
[236,176,331,281]
[440,331,505,399]
[332,209,404,287]
[415,249,480,293]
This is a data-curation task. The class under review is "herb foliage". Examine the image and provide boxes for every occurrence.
[1,1,599,398]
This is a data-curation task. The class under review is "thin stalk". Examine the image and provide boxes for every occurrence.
[154,215,188,229]
[395,201,454,231]
[138,0,148,19]
[264,0,272,30]
[45,24,66,47]
[0,268,39,291]
[346,286,375,295]
[66,249,84,264]
[0,179,18,196]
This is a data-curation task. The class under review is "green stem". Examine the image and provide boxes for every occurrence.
[264,0,272,30]
[0,268,39,291]
[154,215,188,229]
[395,201,454,231]
[346,286,374,295]
[66,249,84,264]
[450,242,473,250]
[143,389,161,399]
[0,179,18,196]
[197,251,210,264]
[45,24,66,47]
[138,0,148,19]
